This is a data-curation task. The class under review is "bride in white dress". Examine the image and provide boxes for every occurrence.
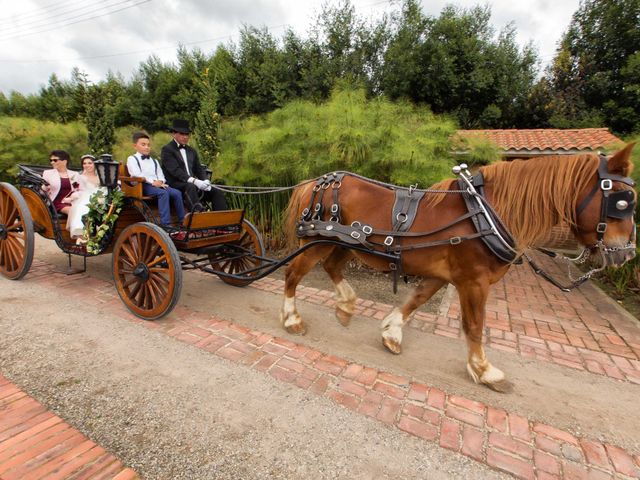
[67,155,106,239]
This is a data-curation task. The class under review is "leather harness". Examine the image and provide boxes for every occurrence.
[295,161,637,292]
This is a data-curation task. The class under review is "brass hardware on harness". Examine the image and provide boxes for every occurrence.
[351,231,361,239]
[362,225,373,235]
[326,225,334,231]
[384,236,394,246]
[449,236,462,245]
[351,221,361,227]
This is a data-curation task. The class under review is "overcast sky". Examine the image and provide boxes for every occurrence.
[0,0,580,95]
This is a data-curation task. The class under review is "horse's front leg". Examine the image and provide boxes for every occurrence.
[382,278,446,354]
[322,248,356,326]
[457,279,510,392]
[280,245,332,335]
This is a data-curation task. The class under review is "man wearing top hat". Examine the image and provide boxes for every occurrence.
[160,119,228,211]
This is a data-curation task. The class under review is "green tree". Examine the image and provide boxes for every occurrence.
[194,68,221,170]
[547,0,640,132]
[85,85,115,155]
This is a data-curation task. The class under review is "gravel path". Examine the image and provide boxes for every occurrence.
[0,275,507,479]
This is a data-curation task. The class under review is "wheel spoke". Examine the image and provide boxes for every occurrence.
[129,278,143,303]
[4,237,21,271]
[149,273,168,297]
[149,271,169,285]
[4,203,18,227]
[0,191,6,220]
[147,254,168,268]
[0,241,5,268]
[122,275,139,288]
[144,241,161,264]
[120,242,138,265]
[147,278,163,306]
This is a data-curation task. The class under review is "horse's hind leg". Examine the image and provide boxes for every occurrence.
[322,248,356,326]
[382,278,446,354]
[457,279,510,392]
[280,245,333,335]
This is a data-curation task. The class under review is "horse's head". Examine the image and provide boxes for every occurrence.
[574,143,637,267]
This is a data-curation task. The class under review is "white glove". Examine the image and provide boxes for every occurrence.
[192,178,208,190]
[202,179,213,191]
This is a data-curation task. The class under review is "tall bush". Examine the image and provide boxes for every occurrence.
[0,117,87,181]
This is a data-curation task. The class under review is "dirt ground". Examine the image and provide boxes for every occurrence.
[1,238,639,478]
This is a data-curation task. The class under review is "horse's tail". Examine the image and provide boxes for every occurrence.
[284,182,310,251]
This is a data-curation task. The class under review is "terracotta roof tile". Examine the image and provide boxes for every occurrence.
[454,128,622,152]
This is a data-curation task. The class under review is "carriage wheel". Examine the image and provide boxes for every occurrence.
[112,222,182,320]
[0,183,34,280]
[209,219,264,287]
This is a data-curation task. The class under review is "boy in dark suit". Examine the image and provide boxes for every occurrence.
[160,119,228,211]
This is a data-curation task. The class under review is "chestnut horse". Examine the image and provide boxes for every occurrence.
[280,144,637,390]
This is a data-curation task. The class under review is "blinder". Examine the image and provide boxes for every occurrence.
[576,155,636,243]
[606,189,636,219]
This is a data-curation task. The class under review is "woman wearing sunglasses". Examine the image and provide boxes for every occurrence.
[42,150,82,215]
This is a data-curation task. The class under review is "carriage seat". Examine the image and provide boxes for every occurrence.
[118,163,155,200]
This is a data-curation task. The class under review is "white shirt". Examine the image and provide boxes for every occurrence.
[175,139,190,176]
[126,153,166,184]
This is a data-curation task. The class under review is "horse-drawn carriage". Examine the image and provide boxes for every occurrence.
[1,145,636,390]
[0,158,268,320]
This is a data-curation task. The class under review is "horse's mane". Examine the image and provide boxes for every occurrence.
[482,154,599,249]
[424,154,600,250]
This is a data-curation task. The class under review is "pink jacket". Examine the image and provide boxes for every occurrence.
[42,169,82,203]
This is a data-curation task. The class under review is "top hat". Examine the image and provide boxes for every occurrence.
[170,119,191,134]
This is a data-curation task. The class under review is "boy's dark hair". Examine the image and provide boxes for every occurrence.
[132,131,150,143]
[49,150,70,161]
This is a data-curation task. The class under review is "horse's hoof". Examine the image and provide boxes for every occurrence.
[382,337,402,355]
[285,322,307,335]
[484,379,513,393]
[336,308,352,327]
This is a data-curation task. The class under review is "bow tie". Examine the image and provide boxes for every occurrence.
[140,154,150,160]
[178,144,187,149]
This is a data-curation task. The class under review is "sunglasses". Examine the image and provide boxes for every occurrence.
[49,158,64,163]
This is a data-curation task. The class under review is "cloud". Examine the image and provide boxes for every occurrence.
[0,0,581,95]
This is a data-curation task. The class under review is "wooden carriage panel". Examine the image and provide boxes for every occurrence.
[20,187,55,239]
[173,232,242,250]
[182,210,243,229]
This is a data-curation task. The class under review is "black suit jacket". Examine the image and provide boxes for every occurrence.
[160,140,206,186]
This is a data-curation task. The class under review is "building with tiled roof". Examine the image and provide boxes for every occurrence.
[454,128,623,158]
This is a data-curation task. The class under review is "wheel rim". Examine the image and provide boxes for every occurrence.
[0,184,34,280]
[113,223,181,319]
[209,220,264,287]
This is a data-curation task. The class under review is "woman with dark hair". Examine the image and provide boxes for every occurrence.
[42,150,82,215]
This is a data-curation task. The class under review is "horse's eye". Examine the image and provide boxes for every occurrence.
[616,200,629,210]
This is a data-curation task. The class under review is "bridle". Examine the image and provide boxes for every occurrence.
[526,155,637,291]
[575,155,636,255]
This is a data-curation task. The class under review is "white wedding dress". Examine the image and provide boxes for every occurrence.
[67,175,106,238]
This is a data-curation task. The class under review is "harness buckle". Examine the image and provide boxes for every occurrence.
[301,208,309,217]
[596,222,607,233]
[601,179,613,191]
[395,212,408,223]
[330,204,339,214]
[314,203,322,212]
[351,221,361,228]
[449,236,462,245]
[351,231,361,239]
[362,225,373,235]
[384,236,394,246]
[332,181,341,189]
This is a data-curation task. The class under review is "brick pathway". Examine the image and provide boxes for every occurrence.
[20,258,640,480]
[0,374,138,480]
[251,254,640,385]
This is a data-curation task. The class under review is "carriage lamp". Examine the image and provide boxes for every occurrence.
[95,154,120,190]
